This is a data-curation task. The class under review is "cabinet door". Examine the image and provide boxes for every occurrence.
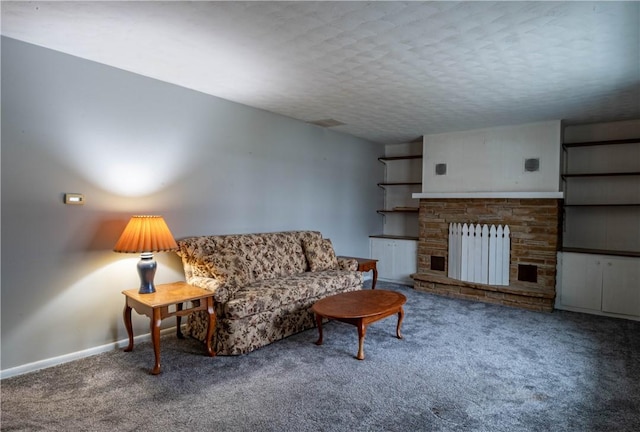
[393,239,417,284]
[559,253,602,310]
[602,257,640,316]
[370,239,394,281]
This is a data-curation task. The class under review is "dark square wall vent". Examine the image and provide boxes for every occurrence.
[435,163,447,175]
[431,256,445,271]
[518,264,538,283]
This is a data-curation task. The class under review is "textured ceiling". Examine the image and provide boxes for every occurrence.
[2,1,639,144]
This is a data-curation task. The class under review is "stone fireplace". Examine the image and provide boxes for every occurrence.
[412,197,562,312]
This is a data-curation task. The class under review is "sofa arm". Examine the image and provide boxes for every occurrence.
[185,276,232,303]
[337,257,358,271]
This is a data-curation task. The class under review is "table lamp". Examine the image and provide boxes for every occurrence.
[113,215,178,294]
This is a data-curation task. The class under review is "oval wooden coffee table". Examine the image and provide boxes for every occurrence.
[311,289,406,360]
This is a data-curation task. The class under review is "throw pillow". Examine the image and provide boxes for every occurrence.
[201,249,252,289]
[303,238,338,272]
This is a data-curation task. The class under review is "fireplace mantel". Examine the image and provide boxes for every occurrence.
[412,192,563,199]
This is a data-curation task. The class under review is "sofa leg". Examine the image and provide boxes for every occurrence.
[314,314,324,345]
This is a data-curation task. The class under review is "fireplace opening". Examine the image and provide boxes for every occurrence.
[448,223,511,286]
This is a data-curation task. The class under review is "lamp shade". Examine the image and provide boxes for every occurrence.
[113,215,178,253]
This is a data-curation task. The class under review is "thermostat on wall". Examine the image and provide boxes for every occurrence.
[64,193,85,205]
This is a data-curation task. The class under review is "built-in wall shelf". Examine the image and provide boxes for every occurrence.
[561,247,640,258]
[370,234,419,241]
[557,124,640,321]
[375,142,422,240]
[561,131,640,256]
[371,141,422,285]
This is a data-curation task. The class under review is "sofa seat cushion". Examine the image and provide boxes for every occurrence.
[223,270,363,319]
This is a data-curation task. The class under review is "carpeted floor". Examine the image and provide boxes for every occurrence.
[2,282,640,432]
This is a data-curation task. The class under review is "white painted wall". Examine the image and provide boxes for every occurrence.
[1,37,384,373]
[421,121,562,193]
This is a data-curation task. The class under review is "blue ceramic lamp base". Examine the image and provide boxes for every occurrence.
[137,253,158,294]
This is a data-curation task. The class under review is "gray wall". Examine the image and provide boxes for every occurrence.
[1,37,384,372]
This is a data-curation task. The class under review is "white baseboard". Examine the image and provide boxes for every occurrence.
[0,327,176,380]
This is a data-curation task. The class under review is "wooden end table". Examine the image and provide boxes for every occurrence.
[339,256,378,289]
[122,281,216,375]
[311,289,406,360]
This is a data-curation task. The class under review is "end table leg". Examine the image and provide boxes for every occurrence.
[205,298,216,357]
[371,267,378,289]
[356,321,366,360]
[150,308,162,375]
[176,302,184,339]
[396,307,405,339]
[123,303,134,352]
[314,314,324,345]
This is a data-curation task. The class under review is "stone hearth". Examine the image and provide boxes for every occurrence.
[413,198,562,312]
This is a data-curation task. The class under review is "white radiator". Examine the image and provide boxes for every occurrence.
[448,223,510,286]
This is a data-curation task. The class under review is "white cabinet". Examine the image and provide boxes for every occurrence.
[602,258,640,316]
[370,238,417,285]
[558,253,605,311]
[557,252,640,319]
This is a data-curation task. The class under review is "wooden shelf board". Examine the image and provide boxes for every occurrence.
[561,247,640,258]
[378,155,423,162]
[563,138,640,148]
[369,234,419,241]
[377,209,419,213]
[562,171,640,178]
[377,182,421,186]
[413,192,563,199]
[564,203,640,207]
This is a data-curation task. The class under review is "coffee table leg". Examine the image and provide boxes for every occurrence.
[396,307,405,339]
[150,308,162,375]
[314,314,324,345]
[356,321,366,360]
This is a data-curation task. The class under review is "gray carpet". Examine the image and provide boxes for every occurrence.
[2,282,640,432]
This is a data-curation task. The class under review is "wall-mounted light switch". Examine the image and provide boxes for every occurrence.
[64,193,85,205]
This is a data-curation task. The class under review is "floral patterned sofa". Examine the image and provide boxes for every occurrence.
[176,230,363,355]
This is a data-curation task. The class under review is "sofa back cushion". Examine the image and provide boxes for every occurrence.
[201,249,253,289]
[302,238,339,271]
[177,231,323,284]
